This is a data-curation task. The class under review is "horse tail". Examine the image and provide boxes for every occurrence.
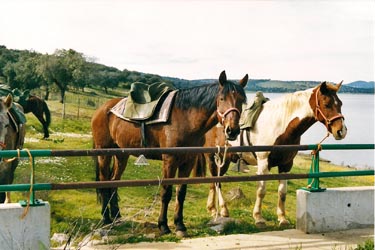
[192,154,206,177]
[42,100,51,127]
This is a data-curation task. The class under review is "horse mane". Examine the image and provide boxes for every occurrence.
[264,89,315,129]
[175,81,247,110]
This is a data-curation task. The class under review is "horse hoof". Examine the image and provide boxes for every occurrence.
[279,219,290,227]
[102,218,113,225]
[175,230,188,238]
[207,207,217,217]
[255,221,267,228]
[159,226,171,236]
[220,208,229,217]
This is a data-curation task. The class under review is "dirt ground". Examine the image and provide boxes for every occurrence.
[78,227,374,250]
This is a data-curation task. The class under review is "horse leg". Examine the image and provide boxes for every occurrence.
[34,114,48,139]
[173,159,195,237]
[158,155,177,235]
[174,184,188,237]
[206,154,218,216]
[217,182,229,217]
[253,158,269,227]
[97,155,113,224]
[42,122,49,139]
[206,183,217,217]
[0,192,5,203]
[277,174,290,226]
[207,154,230,218]
[217,159,231,217]
[5,192,11,203]
[108,154,129,221]
[158,184,173,235]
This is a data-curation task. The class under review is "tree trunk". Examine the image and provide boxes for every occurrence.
[44,86,50,100]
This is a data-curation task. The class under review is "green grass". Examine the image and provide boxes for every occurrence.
[8,90,375,247]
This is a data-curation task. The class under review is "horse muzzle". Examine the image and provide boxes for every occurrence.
[331,119,347,140]
[224,125,241,141]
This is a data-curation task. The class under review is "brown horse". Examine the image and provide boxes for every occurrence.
[202,81,347,227]
[194,125,240,218]
[91,71,248,236]
[0,95,26,203]
[20,95,51,139]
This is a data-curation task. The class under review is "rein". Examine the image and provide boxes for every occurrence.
[314,88,344,131]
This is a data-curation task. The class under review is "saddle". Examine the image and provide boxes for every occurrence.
[111,81,177,124]
[239,91,269,130]
[110,82,178,146]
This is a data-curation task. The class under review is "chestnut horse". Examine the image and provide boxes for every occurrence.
[203,81,347,227]
[91,71,248,236]
[0,95,26,203]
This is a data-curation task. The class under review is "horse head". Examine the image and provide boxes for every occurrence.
[311,81,347,140]
[0,95,12,149]
[216,70,248,141]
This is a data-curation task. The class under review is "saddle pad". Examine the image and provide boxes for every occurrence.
[110,90,178,125]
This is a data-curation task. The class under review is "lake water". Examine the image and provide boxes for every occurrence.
[246,92,374,169]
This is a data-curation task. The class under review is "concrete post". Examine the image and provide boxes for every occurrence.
[0,202,50,250]
[296,186,374,233]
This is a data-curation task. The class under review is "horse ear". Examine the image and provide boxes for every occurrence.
[239,74,248,88]
[320,81,328,95]
[219,70,227,86]
[336,80,343,91]
[4,94,13,109]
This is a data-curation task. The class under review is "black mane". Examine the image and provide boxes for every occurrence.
[175,80,246,111]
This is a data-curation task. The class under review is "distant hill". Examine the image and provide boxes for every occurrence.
[164,76,374,94]
[345,81,374,89]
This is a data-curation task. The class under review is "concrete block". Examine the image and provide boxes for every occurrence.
[0,202,50,250]
[296,186,374,233]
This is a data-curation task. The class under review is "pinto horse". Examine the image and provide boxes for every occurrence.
[0,95,26,203]
[20,95,51,139]
[203,81,347,226]
[91,71,248,236]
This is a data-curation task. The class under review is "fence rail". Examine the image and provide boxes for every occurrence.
[0,170,373,193]
[1,143,374,158]
[0,144,373,203]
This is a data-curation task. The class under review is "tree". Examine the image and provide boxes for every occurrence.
[37,49,87,103]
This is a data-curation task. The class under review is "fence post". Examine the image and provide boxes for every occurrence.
[19,157,45,207]
[302,151,326,192]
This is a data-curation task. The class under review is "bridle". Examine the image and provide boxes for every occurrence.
[314,87,344,131]
[217,107,241,125]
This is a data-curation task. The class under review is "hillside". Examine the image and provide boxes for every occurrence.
[1,45,373,95]
[165,76,374,94]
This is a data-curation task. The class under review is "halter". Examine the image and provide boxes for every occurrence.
[314,87,344,131]
[217,107,241,125]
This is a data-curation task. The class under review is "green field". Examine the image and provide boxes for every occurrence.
[9,89,374,247]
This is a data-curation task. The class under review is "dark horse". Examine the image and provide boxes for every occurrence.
[20,95,51,139]
[201,81,347,227]
[91,71,248,236]
[0,95,26,203]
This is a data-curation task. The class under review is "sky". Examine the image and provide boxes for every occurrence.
[1,0,374,83]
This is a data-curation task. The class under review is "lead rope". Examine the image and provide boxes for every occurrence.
[307,132,329,188]
[213,132,229,220]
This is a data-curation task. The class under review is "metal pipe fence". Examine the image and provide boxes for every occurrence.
[0,144,373,204]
